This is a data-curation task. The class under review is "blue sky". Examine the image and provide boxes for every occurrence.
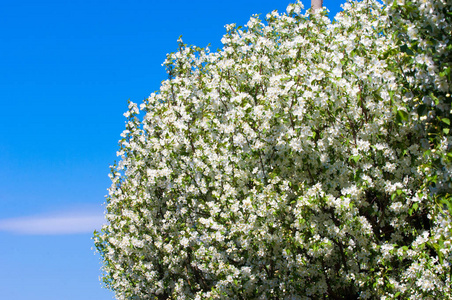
[0,0,342,298]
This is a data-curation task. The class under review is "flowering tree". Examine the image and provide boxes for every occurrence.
[94,0,451,299]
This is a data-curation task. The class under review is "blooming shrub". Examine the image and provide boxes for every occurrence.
[94,1,452,299]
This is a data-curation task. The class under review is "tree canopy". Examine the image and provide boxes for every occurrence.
[95,0,451,299]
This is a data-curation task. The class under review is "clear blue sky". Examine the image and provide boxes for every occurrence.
[0,0,342,299]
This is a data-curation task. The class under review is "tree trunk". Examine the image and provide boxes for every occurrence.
[311,0,323,11]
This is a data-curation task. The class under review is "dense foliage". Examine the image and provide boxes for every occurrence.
[94,0,452,299]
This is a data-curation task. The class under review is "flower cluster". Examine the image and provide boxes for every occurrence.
[94,1,451,299]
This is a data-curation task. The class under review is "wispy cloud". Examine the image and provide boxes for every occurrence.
[0,206,106,235]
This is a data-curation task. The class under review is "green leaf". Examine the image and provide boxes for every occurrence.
[349,155,360,163]
[440,196,452,215]
[409,203,419,215]
[439,67,450,77]
[417,104,427,116]
[396,109,409,123]
[440,118,450,125]
[444,128,450,134]
[400,44,414,56]
[430,93,440,105]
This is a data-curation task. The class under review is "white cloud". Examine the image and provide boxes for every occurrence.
[0,206,106,235]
